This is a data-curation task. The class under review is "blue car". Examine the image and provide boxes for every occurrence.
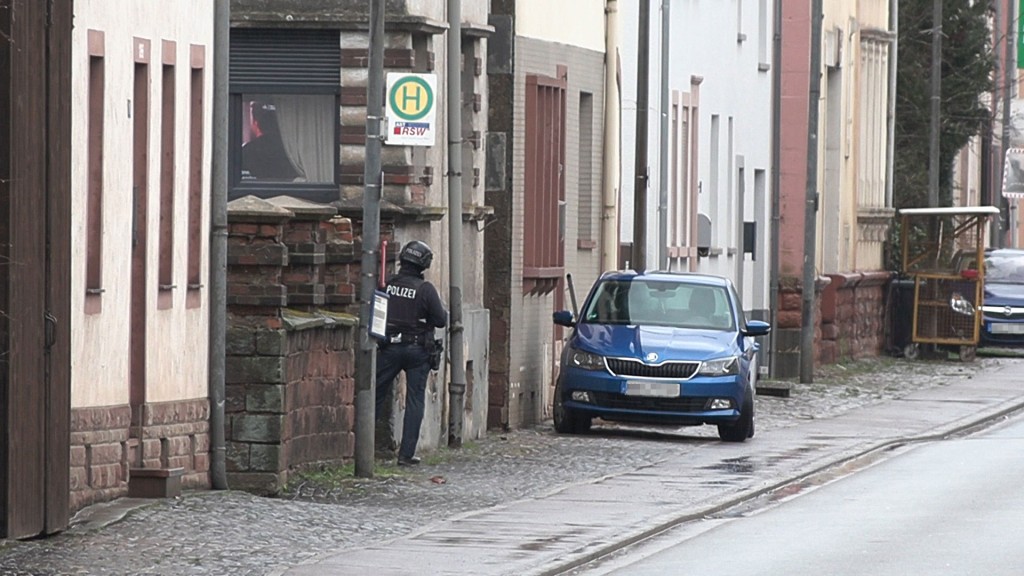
[979,249,1024,347]
[552,271,770,442]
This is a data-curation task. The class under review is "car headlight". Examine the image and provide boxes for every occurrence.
[950,292,975,316]
[568,346,606,371]
[699,356,739,376]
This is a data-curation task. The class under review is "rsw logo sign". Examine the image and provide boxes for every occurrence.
[393,122,430,137]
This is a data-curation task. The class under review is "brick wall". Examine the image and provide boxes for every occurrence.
[773,272,891,379]
[224,196,359,495]
[70,399,210,512]
[820,272,891,363]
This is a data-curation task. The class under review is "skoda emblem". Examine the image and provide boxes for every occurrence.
[645,352,658,363]
[1005,306,1014,318]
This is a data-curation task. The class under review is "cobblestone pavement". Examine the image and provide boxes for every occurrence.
[1,354,1019,576]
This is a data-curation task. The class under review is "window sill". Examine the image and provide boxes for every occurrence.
[230,182,340,204]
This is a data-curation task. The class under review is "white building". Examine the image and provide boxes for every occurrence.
[620,0,773,324]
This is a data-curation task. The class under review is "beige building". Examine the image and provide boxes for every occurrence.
[69,1,216,510]
[774,0,896,375]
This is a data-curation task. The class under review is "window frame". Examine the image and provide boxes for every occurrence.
[228,29,341,203]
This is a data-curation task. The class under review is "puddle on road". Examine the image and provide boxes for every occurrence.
[698,456,755,476]
[518,534,568,551]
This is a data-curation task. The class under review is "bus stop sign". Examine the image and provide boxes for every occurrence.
[385,73,437,146]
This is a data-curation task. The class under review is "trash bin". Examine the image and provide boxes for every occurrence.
[886,276,916,356]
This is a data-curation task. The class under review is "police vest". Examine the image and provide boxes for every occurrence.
[385,274,426,336]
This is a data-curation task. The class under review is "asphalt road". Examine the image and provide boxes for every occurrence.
[569,409,1024,576]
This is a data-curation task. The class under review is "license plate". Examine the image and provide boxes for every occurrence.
[624,380,680,397]
[989,322,1024,334]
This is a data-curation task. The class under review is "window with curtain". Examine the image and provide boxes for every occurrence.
[229,29,340,202]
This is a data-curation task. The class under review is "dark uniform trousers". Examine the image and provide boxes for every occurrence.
[375,342,431,460]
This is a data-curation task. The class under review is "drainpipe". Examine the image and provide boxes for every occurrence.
[208,0,229,490]
[602,0,621,272]
[657,0,670,270]
[885,0,897,211]
[768,0,782,377]
[446,0,467,447]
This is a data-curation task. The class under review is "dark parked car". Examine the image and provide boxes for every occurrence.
[979,248,1024,347]
[551,271,770,442]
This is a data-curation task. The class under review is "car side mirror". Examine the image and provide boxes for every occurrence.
[552,310,576,327]
[742,320,771,337]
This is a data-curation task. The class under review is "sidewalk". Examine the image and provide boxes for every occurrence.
[1,355,1022,576]
[284,356,1024,576]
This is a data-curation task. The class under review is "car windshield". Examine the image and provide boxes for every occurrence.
[580,279,735,330]
[984,253,1024,283]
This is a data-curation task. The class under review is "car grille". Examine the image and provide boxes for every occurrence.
[591,391,709,412]
[982,309,1024,321]
[606,358,699,380]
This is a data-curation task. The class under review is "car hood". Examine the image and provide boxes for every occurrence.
[984,283,1024,304]
[574,323,737,362]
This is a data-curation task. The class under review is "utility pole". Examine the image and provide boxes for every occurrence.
[657,0,670,270]
[1001,0,1015,246]
[446,0,467,448]
[632,0,651,273]
[354,0,385,478]
[800,0,824,384]
[208,0,229,491]
[927,0,942,208]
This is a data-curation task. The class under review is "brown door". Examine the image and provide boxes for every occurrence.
[0,0,72,539]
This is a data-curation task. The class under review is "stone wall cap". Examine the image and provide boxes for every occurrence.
[228,195,295,221]
[282,308,359,331]
[266,195,338,220]
[462,22,496,38]
[332,198,445,222]
[232,10,449,35]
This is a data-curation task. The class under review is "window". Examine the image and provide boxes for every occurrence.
[577,92,595,248]
[758,0,769,67]
[709,114,720,246]
[524,72,567,295]
[187,45,206,308]
[159,41,176,310]
[86,30,105,314]
[229,29,341,202]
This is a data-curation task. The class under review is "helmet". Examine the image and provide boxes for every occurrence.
[399,240,434,269]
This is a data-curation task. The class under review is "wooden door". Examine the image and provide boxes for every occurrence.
[0,0,72,539]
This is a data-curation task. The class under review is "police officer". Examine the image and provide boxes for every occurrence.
[376,240,447,466]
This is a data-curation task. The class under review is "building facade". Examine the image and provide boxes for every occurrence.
[775,0,895,375]
[620,0,774,360]
[486,0,610,429]
[68,0,217,511]
[229,0,492,452]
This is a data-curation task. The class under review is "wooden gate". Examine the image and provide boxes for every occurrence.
[0,0,72,539]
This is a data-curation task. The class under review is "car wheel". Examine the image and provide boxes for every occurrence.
[718,396,754,443]
[958,345,976,363]
[903,342,919,360]
[553,382,591,434]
